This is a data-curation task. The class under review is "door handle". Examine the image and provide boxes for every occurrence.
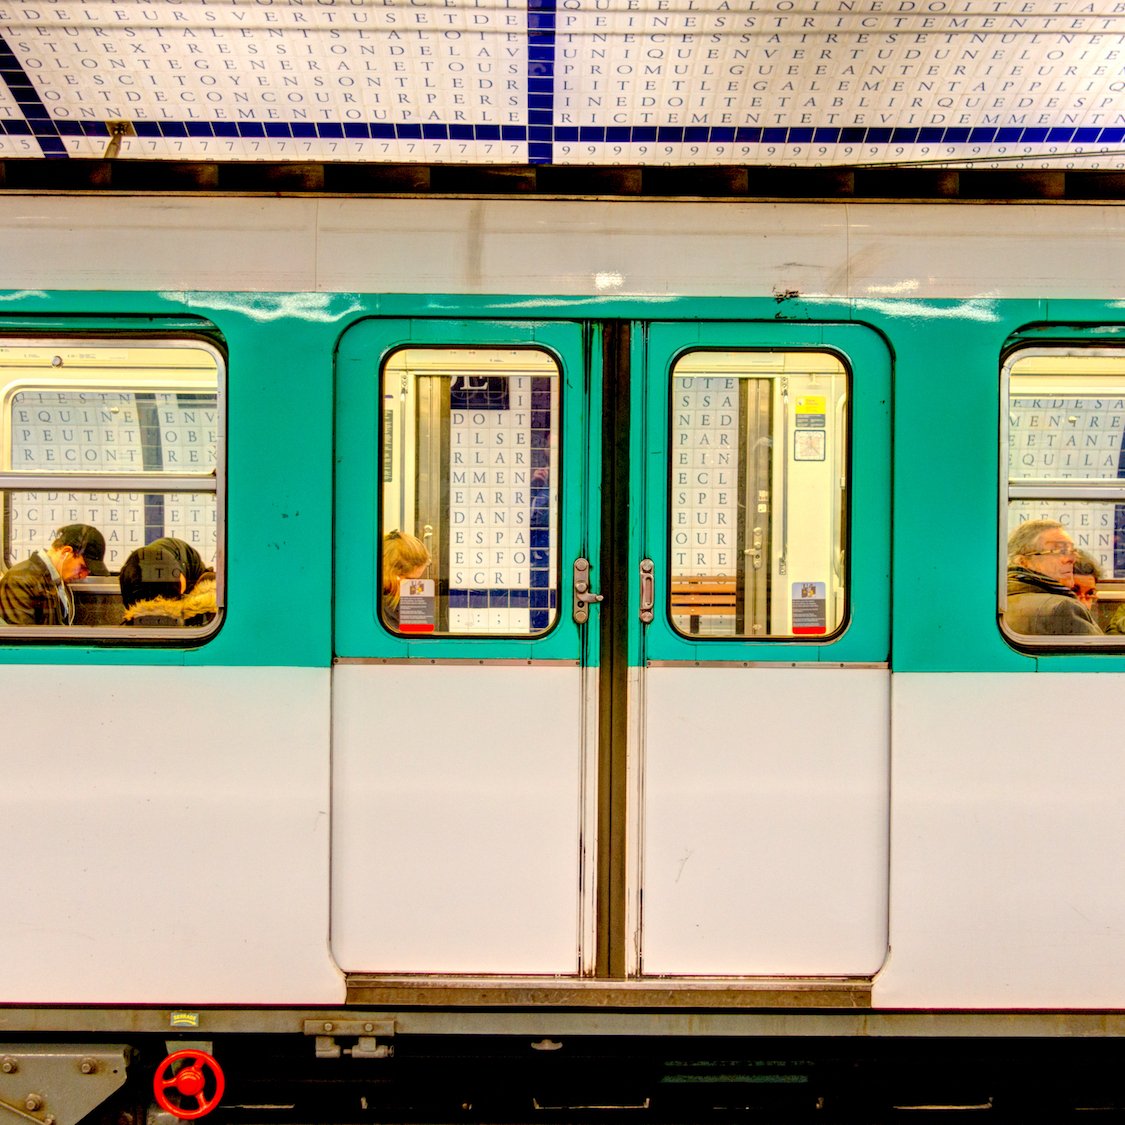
[639,558,655,624]
[746,526,764,570]
[572,557,604,625]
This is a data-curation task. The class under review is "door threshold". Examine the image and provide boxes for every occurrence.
[344,975,871,1008]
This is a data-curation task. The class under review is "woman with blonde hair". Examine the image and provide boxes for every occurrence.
[382,529,431,625]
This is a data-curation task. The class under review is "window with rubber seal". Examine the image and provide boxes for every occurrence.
[379,346,560,637]
[0,339,223,639]
[1001,348,1125,646]
[668,350,849,640]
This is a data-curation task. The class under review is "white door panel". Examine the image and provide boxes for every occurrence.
[332,663,587,974]
[640,667,889,976]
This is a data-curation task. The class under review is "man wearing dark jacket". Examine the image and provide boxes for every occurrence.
[1005,519,1100,636]
[0,524,107,626]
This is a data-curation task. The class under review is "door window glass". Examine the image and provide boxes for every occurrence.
[669,350,848,640]
[1002,349,1125,644]
[381,347,559,636]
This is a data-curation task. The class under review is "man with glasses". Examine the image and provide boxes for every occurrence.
[0,523,107,626]
[1005,519,1101,636]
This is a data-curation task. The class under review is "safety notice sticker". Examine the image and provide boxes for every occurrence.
[398,578,436,634]
[791,581,827,635]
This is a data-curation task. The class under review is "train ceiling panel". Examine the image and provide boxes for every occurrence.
[0,0,1122,169]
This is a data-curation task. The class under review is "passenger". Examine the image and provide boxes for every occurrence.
[120,538,217,627]
[1101,560,1125,635]
[1004,520,1100,636]
[146,537,217,626]
[146,537,212,594]
[0,523,107,626]
[383,529,430,627]
[1071,550,1101,610]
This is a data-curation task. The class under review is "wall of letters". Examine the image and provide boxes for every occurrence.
[0,0,1122,166]
[6,390,218,569]
[1009,395,1125,577]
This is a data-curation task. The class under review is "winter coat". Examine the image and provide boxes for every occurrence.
[1005,566,1100,636]
[121,576,218,627]
[0,553,70,625]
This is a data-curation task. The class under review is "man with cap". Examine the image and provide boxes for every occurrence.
[0,523,107,625]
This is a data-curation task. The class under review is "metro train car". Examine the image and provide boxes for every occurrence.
[2,192,1125,1121]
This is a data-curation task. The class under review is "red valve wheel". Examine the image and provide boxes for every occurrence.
[153,1050,225,1120]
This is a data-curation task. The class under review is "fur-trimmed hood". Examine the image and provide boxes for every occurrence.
[122,576,218,626]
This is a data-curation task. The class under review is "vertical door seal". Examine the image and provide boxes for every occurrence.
[595,320,631,979]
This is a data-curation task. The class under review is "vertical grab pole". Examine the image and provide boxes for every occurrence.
[779,375,790,576]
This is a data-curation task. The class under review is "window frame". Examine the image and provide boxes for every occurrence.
[999,343,1125,651]
[0,334,226,644]
[663,345,852,645]
[376,342,564,641]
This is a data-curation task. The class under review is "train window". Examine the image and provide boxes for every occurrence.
[0,340,222,637]
[380,347,559,637]
[1002,349,1125,644]
[669,350,848,640]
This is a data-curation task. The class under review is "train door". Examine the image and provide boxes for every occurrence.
[626,322,891,978]
[330,317,890,982]
[332,319,600,975]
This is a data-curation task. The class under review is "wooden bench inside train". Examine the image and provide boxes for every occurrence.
[671,574,739,630]
[73,576,126,626]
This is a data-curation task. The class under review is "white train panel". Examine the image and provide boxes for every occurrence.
[0,197,1123,301]
[844,204,1125,301]
[876,672,1125,1009]
[0,666,343,1004]
[2,198,320,293]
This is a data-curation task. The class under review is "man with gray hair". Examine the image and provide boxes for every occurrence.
[1005,519,1100,636]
